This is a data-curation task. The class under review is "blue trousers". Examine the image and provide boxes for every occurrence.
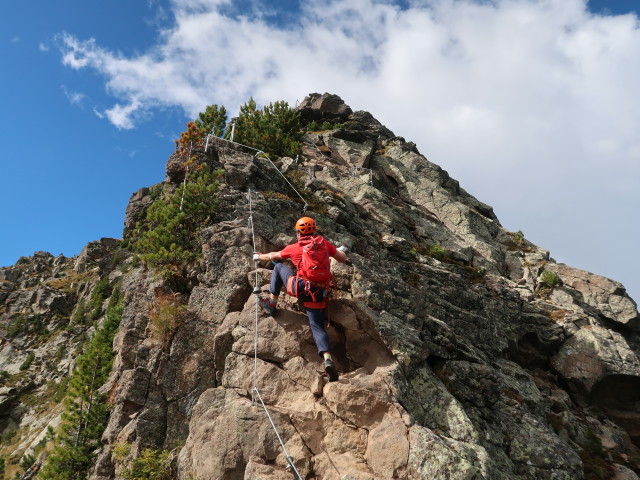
[269,262,330,355]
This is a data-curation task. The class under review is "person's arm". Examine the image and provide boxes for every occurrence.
[255,251,283,262]
[331,246,347,263]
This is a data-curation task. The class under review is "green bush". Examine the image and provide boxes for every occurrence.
[306,120,342,132]
[7,316,27,338]
[429,244,446,261]
[19,351,35,371]
[469,267,487,281]
[1,427,16,443]
[230,97,302,158]
[88,277,112,321]
[541,270,559,288]
[513,230,525,246]
[113,444,172,480]
[130,166,222,276]
[53,378,69,403]
[19,454,35,471]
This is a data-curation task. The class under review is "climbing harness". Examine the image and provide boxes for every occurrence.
[205,134,309,213]
[247,190,304,480]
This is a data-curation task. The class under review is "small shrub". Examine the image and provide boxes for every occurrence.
[7,316,27,338]
[149,184,163,200]
[110,249,128,270]
[579,428,612,480]
[468,267,487,281]
[540,270,559,288]
[282,169,328,214]
[19,351,35,371]
[508,230,532,252]
[262,191,294,201]
[148,294,189,349]
[54,344,65,360]
[512,230,525,246]
[53,377,69,402]
[72,299,87,325]
[1,427,17,443]
[88,277,112,320]
[19,453,35,472]
[429,244,446,261]
[113,443,172,480]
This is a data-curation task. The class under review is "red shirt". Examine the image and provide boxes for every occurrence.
[280,235,338,269]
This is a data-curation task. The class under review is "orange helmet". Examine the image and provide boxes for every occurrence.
[295,216,316,235]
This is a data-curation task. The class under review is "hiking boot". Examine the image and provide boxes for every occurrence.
[324,359,339,382]
[257,297,276,315]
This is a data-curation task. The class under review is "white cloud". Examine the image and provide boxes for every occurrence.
[61,85,87,107]
[11,36,21,43]
[103,99,143,130]
[39,42,50,52]
[57,0,640,300]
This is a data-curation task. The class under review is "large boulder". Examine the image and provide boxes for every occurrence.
[298,92,353,123]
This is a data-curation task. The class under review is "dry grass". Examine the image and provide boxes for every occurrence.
[148,293,189,349]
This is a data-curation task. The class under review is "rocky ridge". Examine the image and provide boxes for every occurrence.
[1,92,639,480]
[0,240,128,478]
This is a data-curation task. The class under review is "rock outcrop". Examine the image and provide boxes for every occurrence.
[0,242,128,479]
[2,93,639,480]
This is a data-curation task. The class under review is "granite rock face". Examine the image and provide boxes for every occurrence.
[2,93,639,479]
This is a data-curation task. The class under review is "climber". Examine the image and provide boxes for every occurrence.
[253,216,347,382]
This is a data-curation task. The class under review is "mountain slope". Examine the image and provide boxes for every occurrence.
[2,93,639,480]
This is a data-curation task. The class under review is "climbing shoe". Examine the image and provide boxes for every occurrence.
[257,297,276,315]
[324,359,339,382]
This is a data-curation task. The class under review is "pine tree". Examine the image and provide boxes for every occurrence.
[130,166,222,275]
[174,121,206,160]
[195,104,227,137]
[231,97,301,158]
[38,297,123,480]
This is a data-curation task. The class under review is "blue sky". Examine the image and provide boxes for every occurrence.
[2,0,639,303]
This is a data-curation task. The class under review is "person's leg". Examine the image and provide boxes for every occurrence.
[259,263,294,313]
[306,306,339,381]
[305,307,331,354]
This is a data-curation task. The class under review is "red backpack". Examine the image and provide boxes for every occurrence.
[297,235,332,284]
[286,235,338,318]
